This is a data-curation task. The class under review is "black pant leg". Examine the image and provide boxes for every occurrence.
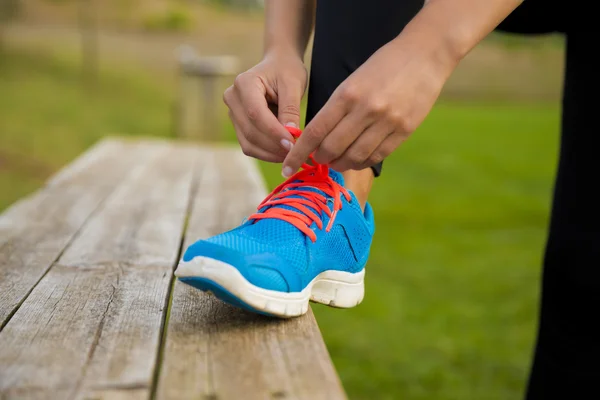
[496,0,564,34]
[306,0,423,177]
[310,3,600,397]
[525,31,600,399]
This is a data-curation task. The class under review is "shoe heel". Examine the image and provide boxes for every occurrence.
[310,276,364,308]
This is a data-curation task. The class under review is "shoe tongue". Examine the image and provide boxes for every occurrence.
[328,168,344,186]
[244,168,344,241]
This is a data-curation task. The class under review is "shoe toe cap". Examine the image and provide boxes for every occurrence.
[182,240,299,292]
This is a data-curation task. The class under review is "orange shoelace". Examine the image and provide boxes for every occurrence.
[248,127,351,242]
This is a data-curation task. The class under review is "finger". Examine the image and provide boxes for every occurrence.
[355,133,404,171]
[282,98,347,177]
[227,94,290,156]
[277,79,303,128]
[230,112,286,163]
[312,110,373,165]
[233,73,294,148]
[330,121,394,172]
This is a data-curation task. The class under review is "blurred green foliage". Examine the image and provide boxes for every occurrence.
[204,0,263,10]
[0,46,172,210]
[142,6,194,32]
[0,0,21,21]
[488,31,565,51]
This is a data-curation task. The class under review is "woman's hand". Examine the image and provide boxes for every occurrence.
[224,51,308,163]
[280,0,523,177]
[281,35,457,177]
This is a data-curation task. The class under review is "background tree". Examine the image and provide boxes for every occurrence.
[0,0,21,56]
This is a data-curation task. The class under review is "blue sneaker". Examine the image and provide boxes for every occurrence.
[175,130,375,318]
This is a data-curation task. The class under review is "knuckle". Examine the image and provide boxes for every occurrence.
[399,116,417,133]
[315,144,338,163]
[368,152,385,166]
[223,86,233,105]
[403,121,417,134]
[387,111,404,126]
[347,149,370,165]
[244,129,255,143]
[233,72,248,89]
[303,126,325,143]
[279,104,301,117]
[366,97,388,115]
[338,83,360,103]
[246,106,259,122]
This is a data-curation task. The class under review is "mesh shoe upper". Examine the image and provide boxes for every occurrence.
[182,126,374,293]
[182,168,375,292]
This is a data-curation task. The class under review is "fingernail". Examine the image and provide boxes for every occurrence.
[280,139,293,151]
[282,166,293,178]
[285,122,297,128]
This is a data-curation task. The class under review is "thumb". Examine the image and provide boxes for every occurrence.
[277,80,303,128]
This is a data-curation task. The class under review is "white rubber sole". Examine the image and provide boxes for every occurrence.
[175,256,365,318]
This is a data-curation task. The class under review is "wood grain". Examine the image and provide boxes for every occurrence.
[0,140,197,399]
[0,139,148,329]
[157,150,347,400]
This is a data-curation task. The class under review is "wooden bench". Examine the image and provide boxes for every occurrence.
[0,138,347,400]
[175,46,239,140]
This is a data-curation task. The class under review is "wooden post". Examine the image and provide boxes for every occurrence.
[0,0,21,57]
[0,21,4,58]
[78,0,99,87]
[176,45,239,141]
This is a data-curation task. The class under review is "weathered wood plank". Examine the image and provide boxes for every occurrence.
[0,142,198,399]
[46,139,132,189]
[157,150,347,400]
[183,147,265,249]
[1,139,347,400]
[57,143,194,268]
[0,139,150,329]
[0,263,168,400]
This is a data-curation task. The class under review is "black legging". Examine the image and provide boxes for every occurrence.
[306,1,598,398]
[306,0,423,176]
[525,32,600,399]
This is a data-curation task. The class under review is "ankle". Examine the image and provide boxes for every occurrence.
[342,168,374,211]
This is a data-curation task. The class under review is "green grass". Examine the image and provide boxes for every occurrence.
[258,104,559,399]
[0,46,173,210]
[0,47,560,399]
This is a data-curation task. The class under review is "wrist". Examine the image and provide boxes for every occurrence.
[264,45,305,63]
[263,0,314,63]
[399,0,524,65]
[386,24,461,79]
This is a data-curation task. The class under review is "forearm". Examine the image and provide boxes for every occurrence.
[390,0,523,71]
[264,0,315,59]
